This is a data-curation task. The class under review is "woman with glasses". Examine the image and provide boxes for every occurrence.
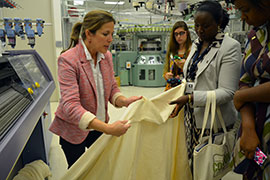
[163,21,192,91]
[169,1,242,175]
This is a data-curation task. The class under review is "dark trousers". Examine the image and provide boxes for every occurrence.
[60,130,103,168]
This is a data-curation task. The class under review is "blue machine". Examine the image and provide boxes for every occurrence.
[0,29,6,45]
[36,18,44,37]
[24,18,35,48]
[14,17,25,39]
[1,18,45,48]
[4,17,16,48]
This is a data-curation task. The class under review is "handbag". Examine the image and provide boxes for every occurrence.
[193,91,237,180]
[231,138,251,174]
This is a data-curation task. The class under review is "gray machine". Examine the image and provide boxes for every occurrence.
[132,32,167,87]
[132,52,165,87]
[114,31,168,87]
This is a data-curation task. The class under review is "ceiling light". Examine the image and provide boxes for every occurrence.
[74,0,84,5]
[104,1,125,5]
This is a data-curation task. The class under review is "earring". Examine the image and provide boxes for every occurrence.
[218,26,221,32]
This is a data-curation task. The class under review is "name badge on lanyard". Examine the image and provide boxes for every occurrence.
[185,82,194,94]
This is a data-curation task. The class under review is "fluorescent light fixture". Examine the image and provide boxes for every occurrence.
[104,1,125,5]
[74,0,84,5]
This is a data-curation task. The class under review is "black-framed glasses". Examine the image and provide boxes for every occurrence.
[174,31,186,37]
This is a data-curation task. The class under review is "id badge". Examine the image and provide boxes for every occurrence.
[185,82,194,94]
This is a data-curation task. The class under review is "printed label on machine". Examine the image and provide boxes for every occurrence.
[126,61,131,69]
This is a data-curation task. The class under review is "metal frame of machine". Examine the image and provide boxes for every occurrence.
[0,50,55,180]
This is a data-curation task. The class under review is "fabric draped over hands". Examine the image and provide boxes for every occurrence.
[61,82,192,180]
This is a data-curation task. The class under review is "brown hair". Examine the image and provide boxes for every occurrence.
[163,21,192,75]
[61,10,115,54]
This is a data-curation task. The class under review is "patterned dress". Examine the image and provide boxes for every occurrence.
[239,24,270,180]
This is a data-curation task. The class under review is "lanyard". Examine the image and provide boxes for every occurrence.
[187,42,212,81]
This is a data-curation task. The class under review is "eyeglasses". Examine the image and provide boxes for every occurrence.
[174,31,186,37]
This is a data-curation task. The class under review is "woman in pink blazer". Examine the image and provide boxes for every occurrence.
[49,10,141,168]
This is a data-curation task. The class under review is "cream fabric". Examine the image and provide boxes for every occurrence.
[61,83,192,180]
[13,160,51,180]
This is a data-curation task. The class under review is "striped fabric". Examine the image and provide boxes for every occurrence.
[239,26,270,87]
[239,24,270,180]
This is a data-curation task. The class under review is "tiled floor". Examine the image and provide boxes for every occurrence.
[48,86,242,180]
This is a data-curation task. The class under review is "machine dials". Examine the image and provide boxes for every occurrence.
[35,82,40,88]
[27,87,34,94]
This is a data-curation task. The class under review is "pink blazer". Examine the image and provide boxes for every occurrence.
[49,41,120,144]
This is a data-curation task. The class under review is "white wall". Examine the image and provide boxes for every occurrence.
[1,0,61,102]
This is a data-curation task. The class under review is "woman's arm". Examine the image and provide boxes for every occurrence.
[115,95,142,107]
[58,55,89,124]
[79,94,141,136]
[169,94,191,118]
[163,72,174,80]
[233,82,270,159]
[234,82,270,110]
[234,86,260,159]
[85,95,142,136]
[238,103,259,159]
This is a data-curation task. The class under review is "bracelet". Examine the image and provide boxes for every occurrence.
[188,94,192,104]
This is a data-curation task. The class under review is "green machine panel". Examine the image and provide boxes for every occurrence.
[112,53,118,76]
[116,51,138,86]
[132,64,166,87]
[119,69,129,86]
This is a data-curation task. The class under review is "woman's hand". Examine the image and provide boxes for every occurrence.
[169,95,189,118]
[169,104,182,118]
[124,96,142,107]
[164,72,173,80]
[240,127,260,159]
[106,120,131,137]
[238,102,259,159]
[175,59,186,69]
[116,95,142,108]
[88,118,130,136]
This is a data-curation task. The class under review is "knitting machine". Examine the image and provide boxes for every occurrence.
[114,30,168,87]
[0,50,55,180]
